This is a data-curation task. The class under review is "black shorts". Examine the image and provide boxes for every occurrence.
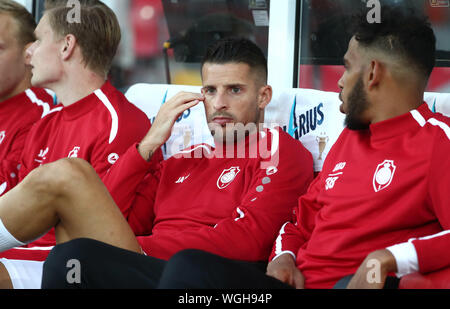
[42,238,166,289]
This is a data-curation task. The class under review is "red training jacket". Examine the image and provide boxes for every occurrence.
[104,127,314,262]
[0,88,54,195]
[0,81,155,261]
[270,103,450,288]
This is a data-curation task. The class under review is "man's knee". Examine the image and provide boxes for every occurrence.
[0,262,12,289]
[25,158,96,194]
[44,158,95,184]
[158,250,219,289]
[168,249,212,272]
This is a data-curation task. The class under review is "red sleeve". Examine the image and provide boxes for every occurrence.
[412,125,450,274]
[88,104,164,229]
[90,110,152,180]
[269,173,323,261]
[0,126,31,196]
[139,131,315,261]
[17,126,36,183]
[2,88,54,192]
[102,143,162,236]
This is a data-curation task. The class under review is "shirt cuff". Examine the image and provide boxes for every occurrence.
[386,241,419,278]
[271,250,296,263]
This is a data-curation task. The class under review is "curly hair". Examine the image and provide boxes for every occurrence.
[351,5,436,78]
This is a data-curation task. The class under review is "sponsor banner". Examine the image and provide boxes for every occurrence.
[265,88,345,172]
[127,84,346,171]
[424,92,450,116]
[125,84,214,159]
[126,84,450,171]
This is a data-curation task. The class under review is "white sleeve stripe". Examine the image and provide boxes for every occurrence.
[416,229,450,241]
[0,182,6,195]
[178,144,211,155]
[272,251,296,262]
[234,207,245,221]
[386,230,450,277]
[410,109,426,127]
[94,89,119,144]
[274,222,289,256]
[25,89,61,118]
[410,109,450,140]
[428,118,450,140]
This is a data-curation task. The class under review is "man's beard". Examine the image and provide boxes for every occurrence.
[345,76,370,131]
[208,107,261,144]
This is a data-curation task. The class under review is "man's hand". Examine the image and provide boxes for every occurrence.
[266,253,305,289]
[347,249,397,289]
[138,92,204,160]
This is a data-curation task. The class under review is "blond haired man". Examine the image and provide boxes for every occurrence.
[0,0,158,288]
[0,0,55,197]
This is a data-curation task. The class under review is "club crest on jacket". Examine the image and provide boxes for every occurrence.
[373,160,396,192]
[217,167,241,189]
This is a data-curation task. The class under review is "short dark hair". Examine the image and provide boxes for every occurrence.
[351,5,436,79]
[201,38,268,83]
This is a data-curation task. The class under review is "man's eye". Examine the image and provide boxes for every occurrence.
[203,88,215,95]
[231,87,241,94]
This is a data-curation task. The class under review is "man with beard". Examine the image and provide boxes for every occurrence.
[152,6,450,289]
[0,38,313,288]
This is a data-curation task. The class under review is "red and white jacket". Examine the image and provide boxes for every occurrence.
[104,127,314,262]
[0,81,155,261]
[0,88,55,195]
[270,103,450,288]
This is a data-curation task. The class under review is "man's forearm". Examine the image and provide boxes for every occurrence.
[138,141,161,162]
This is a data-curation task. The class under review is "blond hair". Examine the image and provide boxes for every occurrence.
[45,0,121,77]
[0,0,36,46]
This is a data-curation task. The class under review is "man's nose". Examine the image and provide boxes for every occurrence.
[212,91,228,111]
[25,42,36,64]
[337,74,344,91]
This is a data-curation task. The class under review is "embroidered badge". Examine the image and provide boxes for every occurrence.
[217,167,241,189]
[373,160,396,192]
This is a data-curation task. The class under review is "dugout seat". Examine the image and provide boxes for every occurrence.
[125,83,450,289]
[125,83,347,171]
[125,83,213,160]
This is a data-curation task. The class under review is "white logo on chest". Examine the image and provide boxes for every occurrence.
[175,174,190,184]
[217,167,241,190]
[35,147,49,164]
[68,147,81,158]
[0,131,5,145]
[108,153,119,165]
[325,162,346,190]
[373,160,396,192]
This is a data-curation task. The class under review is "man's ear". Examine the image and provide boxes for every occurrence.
[367,59,383,90]
[61,34,77,61]
[258,85,272,109]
